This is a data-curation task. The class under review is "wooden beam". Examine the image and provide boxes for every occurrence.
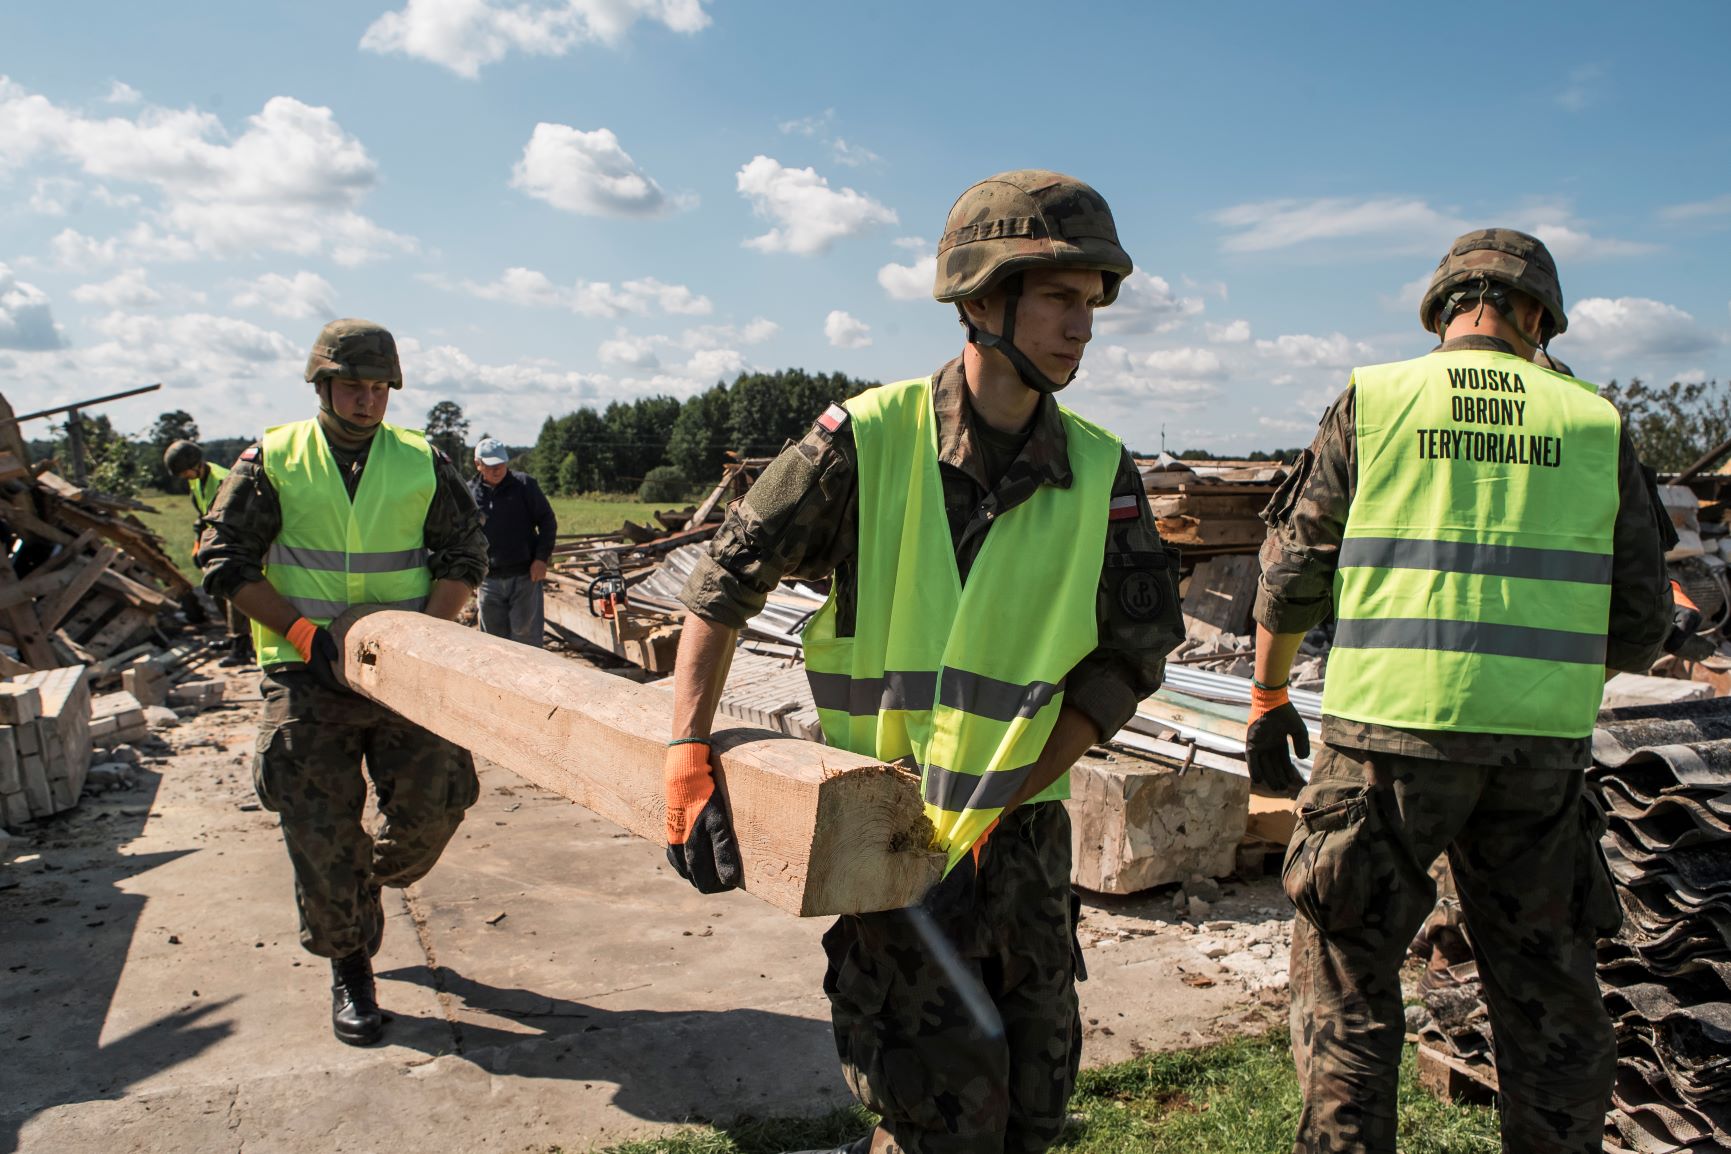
[0,566,57,668]
[542,578,681,672]
[330,607,944,917]
[40,543,119,631]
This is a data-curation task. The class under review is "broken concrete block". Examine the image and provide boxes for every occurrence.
[0,685,42,725]
[144,705,180,729]
[121,662,170,708]
[167,679,223,709]
[1066,746,1250,895]
[1602,673,1713,710]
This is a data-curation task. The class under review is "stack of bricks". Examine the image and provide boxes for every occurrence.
[166,678,224,710]
[0,665,92,826]
[90,690,148,748]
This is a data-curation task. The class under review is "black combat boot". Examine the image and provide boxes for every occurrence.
[330,950,384,1046]
[218,633,254,668]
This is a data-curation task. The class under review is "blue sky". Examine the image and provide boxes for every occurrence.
[2,1,1727,455]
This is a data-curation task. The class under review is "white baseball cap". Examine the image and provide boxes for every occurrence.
[474,437,510,466]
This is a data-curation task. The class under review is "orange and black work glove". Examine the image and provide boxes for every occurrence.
[664,739,742,893]
[1245,680,1308,796]
[286,616,348,696]
[1663,579,1703,654]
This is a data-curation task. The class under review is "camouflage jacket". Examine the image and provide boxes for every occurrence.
[680,357,1185,741]
[197,417,489,600]
[1255,335,1674,768]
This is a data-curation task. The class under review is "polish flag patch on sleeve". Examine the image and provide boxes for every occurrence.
[1108,494,1141,520]
[816,403,849,434]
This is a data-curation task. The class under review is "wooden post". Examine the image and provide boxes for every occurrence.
[330,607,944,917]
[64,408,88,486]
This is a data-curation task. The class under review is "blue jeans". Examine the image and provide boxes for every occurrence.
[477,573,545,647]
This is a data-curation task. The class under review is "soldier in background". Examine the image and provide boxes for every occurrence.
[1249,230,1672,1153]
[165,438,253,666]
[197,319,488,1046]
[664,172,1184,1154]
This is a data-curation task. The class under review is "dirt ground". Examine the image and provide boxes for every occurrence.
[0,645,1291,1154]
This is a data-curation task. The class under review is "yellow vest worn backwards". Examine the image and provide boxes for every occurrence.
[1323,348,1621,739]
[254,420,435,671]
[801,377,1119,870]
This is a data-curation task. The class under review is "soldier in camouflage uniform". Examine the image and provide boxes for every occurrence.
[198,319,488,1046]
[665,172,1185,1154]
[1248,230,1673,1153]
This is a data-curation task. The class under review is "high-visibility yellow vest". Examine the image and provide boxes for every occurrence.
[253,420,435,671]
[189,462,228,517]
[1322,348,1621,739]
[802,377,1118,870]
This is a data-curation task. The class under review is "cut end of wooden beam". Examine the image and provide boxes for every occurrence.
[332,607,945,917]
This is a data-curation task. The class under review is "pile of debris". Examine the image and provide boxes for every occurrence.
[0,391,222,825]
[1592,698,1731,1153]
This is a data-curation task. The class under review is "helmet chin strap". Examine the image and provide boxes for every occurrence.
[315,384,381,444]
[957,273,1075,395]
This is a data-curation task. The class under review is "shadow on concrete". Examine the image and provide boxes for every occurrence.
[380,966,848,1125]
[0,765,226,1154]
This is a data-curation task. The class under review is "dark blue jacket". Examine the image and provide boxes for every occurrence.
[468,470,557,578]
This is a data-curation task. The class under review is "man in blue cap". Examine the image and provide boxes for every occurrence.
[469,437,557,647]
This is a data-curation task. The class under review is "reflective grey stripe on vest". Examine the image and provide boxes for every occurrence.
[922,762,1032,812]
[1339,536,1613,585]
[807,668,1060,722]
[807,669,937,715]
[1333,617,1607,665]
[267,544,429,574]
[284,595,428,620]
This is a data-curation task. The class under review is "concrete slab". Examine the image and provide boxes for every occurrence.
[2,658,1284,1154]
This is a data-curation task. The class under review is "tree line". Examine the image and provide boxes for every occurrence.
[30,372,1728,503]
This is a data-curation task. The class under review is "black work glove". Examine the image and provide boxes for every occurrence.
[919,846,980,926]
[664,741,743,893]
[1246,687,1309,796]
[307,626,351,696]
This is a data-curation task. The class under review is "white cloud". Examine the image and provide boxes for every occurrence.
[736,156,897,255]
[1563,297,1722,364]
[360,0,710,78]
[230,271,337,320]
[0,264,66,350]
[778,110,834,137]
[106,81,142,105]
[1212,197,1465,253]
[685,347,748,380]
[510,123,687,217]
[1139,346,1226,380]
[677,317,778,349]
[1523,219,1655,261]
[1253,332,1373,369]
[441,267,712,318]
[72,268,161,309]
[598,331,661,370]
[879,253,936,301]
[1660,195,1731,223]
[1097,273,1204,336]
[1204,319,1251,343]
[0,80,414,266]
[825,309,872,349]
[831,138,881,168]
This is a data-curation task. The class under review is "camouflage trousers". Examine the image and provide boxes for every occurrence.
[253,672,479,959]
[1284,744,1622,1154]
[822,802,1084,1154]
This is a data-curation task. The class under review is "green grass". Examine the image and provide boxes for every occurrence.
[575,1034,1501,1154]
[545,492,686,536]
[133,488,199,582]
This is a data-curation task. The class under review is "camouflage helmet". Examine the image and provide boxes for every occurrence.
[933,170,1133,305]
[1420,228,1567,339]
[162,439,203,475]
[304,318,402,388]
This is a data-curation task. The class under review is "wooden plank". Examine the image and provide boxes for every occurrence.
[1180,555,1261,639]
[39,543,119,631]
[1415,1045,1498,1106]
[32,529,100,576]
[542,581,681,672]
[331,607,944,917]
[94,567,175,611]
[81,606,152,659]
[47,504,191,594]
[0,564,76,613]
[0,566,58,669]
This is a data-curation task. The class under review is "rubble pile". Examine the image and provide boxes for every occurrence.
[1592,698,1731,1153]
